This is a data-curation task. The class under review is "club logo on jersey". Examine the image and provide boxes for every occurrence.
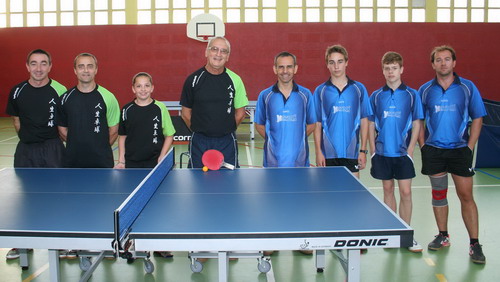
[383,110,401,119]
[48,99,56,127]
[94,103,102,133]
[153,116,160,144]
[434,104,457,113]
[333,105,351,114]
[277,114,297,123]
[227,85,234,114]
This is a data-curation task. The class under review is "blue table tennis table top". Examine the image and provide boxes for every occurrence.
[0,168,149,238]
[0,166,411,244]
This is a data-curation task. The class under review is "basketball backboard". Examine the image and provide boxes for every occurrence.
[187,13,225,42]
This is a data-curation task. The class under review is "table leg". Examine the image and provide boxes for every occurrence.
[250,109,255,140]
[315,249,326,272]
[347,249,361,282]
[79,251,106,282]
[48,249,60,282]
[19,249,29,269]
[218,251,229,282]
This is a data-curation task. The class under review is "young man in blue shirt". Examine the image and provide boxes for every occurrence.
[418,45,487,264]
[255,51,316,167]
[369,51,424,252]
[313,45,372,178]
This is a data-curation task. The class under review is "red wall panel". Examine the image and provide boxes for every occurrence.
[1,22,499,117]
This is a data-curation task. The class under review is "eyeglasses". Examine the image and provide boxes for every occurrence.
[208,46,229,55]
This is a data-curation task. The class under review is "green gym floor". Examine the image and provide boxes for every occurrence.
[0,117,499,282]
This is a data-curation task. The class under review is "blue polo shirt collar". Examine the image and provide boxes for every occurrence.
[272,81,299,94]
[382,82,408,92]
[431,72,461,87]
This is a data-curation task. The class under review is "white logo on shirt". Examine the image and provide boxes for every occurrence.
[153,116,159,144]
[277,114,297,123]
[383,110,401,119]
[435,104,457,113]
[94,104,102,134]
[333,105,351,113]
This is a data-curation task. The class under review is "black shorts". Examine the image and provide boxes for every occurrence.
[125,158,158,168]
[325,158,359,173]
[370,154,416,180]
[188,132,239,169]
[14,138,65,168]
[421,145,475,177]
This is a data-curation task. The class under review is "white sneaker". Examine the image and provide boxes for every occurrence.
[6,249,20,259]
[408,239,423,253]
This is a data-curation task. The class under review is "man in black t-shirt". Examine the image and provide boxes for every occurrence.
[58,53,120,168]
[5,49,67,259]
[180,37,248,168]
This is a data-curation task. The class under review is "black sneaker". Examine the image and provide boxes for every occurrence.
[469,243,486,264]
[428,234,450,251]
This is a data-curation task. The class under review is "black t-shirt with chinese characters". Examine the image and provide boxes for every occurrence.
[6,79,66,143]
[59,85,120,168]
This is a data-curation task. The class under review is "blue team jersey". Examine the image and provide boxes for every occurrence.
[255,83,316,167]
[419,74,487,149]
[314,78,373,159]
[369,84,424,157]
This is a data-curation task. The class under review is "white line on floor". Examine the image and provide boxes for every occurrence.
[22,263,49,282]
[266,259,275,282]
[0,136,17,143]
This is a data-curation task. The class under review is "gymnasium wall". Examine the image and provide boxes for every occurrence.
[1,22,499,117]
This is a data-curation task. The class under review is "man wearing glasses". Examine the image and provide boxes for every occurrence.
[180,36,248,168]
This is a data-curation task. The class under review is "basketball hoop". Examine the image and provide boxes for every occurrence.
[187,13,225,43]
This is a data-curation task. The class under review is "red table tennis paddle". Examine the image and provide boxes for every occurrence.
[202,149,235,170]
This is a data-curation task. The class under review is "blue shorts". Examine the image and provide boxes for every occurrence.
[188,132,239,169]
[370,154,416,180]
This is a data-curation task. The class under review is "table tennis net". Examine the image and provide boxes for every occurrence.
[114,148,174,248]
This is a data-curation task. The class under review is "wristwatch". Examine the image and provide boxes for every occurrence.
[359,149,368,154]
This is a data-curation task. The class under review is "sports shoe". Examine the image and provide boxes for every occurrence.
[469,243,486,264]
[428,234,451,251]
[6,249,20,260]
[408,239,423,253]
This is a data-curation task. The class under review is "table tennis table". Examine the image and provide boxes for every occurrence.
[0,150,413,282]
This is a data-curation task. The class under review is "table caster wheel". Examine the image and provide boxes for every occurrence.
[257,260,271,273]
[144,259,155,273]
[79,257,92,271]
[190,260,203,273]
